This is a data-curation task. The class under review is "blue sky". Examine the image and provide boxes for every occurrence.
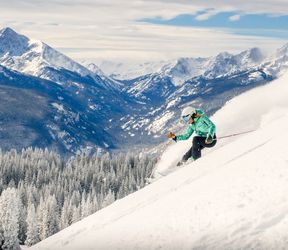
[141,11,288,39]
[0,0,287,62]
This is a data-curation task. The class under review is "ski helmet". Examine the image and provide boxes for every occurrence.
[181,106,196,123]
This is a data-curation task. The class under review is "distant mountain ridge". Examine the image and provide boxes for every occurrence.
[93,45,287,84]
[0,27,287,154]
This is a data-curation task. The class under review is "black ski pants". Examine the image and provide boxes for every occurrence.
[182,135,217,161]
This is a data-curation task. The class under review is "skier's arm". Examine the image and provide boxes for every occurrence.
[203,116,216,137]
[175,126,194,141]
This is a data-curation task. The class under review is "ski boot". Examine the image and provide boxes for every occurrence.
[177,157,194,166]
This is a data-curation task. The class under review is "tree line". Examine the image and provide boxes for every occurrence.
[0,147,156,249]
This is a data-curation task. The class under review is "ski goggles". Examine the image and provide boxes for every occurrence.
[181,114,191,124]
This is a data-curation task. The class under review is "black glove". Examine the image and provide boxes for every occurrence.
[205,134,213,144]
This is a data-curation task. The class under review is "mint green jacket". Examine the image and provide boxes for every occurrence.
[176,109,216,141]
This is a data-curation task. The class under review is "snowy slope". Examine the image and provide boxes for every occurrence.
[31,72,288,249]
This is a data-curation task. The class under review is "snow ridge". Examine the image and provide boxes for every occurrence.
[94,45,287,88]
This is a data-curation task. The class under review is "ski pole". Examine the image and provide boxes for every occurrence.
[215,130,256,140]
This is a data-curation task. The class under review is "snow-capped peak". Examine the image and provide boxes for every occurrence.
[85,62,105,76]
[0,27,121,89]
[158,57,208,85]
[85,60,170,81]
[153,48,266,86]
[0,27,30,57]
[260,43,288,77]
[237,47,264,63]
[0,27,16,35]
[203,48,265,79]
[0,27,22,39]
[82,62,124,89]
[276,43,288,57]
[0,27,89,78]
[215,51,233,59]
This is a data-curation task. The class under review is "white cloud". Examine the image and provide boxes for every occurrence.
[0,0,286,62]
[58,24,285,63]
[229,14,241,21]
[147,0,288,16]
[195,10,219,21]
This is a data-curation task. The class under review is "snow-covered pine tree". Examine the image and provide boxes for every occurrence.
[0,147,156,244]
[37,197,46,241]
[60,199,73,230]
[40,195,59,239]
[102,189,115,208]
[25,203,39,246]
[17,196,27,245]
[0,188,21,250]
[71,205,81,224]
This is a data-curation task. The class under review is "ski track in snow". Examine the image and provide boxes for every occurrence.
[31,72,288,250]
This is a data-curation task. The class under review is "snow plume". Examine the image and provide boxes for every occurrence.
[213,70,288,143]
[30,70,288,250]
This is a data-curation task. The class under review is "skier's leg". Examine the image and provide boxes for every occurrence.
[192,136,203,160]
[179,135,217,165]
[193,135,217,160]
[181,147,192,162]
[177,145,193,166]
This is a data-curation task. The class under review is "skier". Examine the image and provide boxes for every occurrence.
[168,106,217,165]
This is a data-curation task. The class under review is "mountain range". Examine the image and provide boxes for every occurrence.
[0,27,287,155]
